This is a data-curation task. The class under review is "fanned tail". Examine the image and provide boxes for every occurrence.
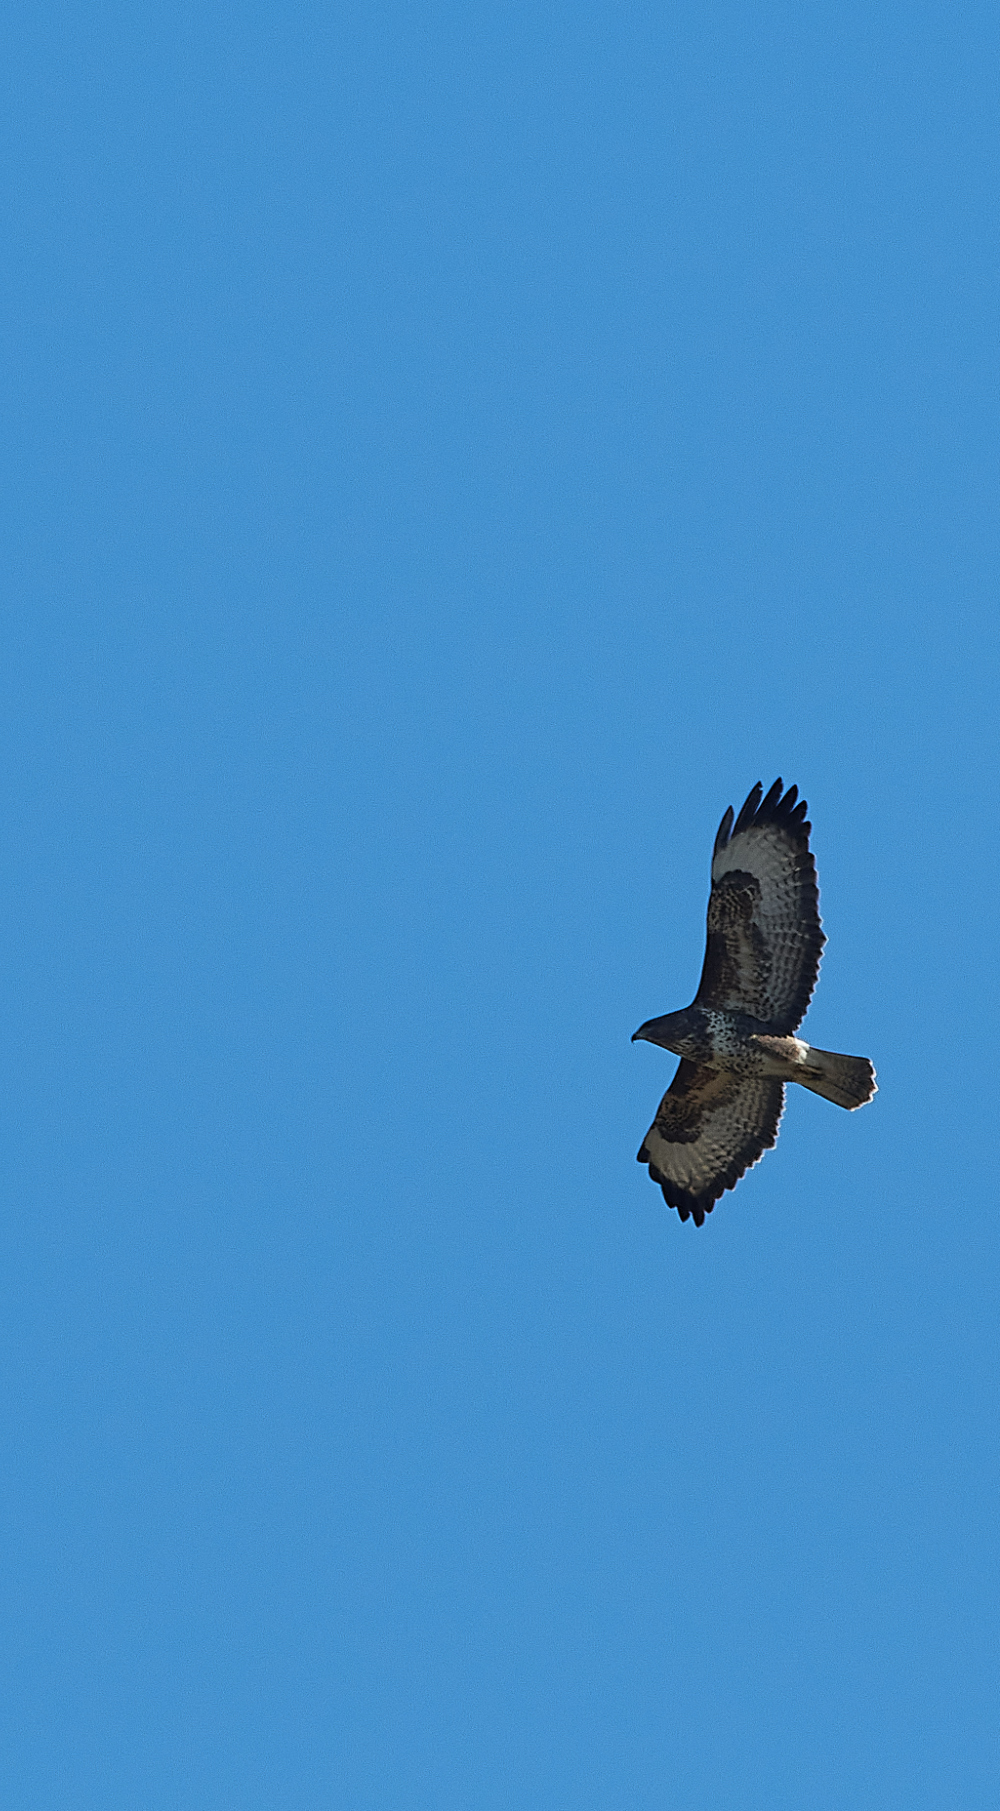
[797,1046,877,1111]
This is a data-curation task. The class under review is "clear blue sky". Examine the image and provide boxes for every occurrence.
[3,1,998,1805]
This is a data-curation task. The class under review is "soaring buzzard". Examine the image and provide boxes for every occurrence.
[633,780,875,1225]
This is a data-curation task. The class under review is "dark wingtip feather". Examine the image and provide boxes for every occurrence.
[647,1165,719,1226]
[732,778,811,841]
[713,805,734,857]
[732,782,764,836]
[760,778,785,815]
[669,1189,714,1227]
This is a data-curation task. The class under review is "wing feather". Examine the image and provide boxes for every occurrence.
[637,1060,785,1226]
[695,778,824,1032]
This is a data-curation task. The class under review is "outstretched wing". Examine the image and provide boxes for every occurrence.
[638,1061,785,1226]
[695,778,824,1034]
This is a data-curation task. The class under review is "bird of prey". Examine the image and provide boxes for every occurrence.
[632,780,875,1225]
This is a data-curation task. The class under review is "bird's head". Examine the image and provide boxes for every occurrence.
[631,1011,688,1053]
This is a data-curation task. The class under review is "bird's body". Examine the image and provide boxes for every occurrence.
[633,780,875,1226]
[639,1006,805,1071]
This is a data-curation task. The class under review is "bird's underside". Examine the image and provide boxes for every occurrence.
[632,780,876,1226]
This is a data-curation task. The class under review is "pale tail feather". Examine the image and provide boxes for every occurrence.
[796,1046,877,1110]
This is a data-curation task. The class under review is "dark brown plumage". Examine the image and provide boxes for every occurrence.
[633,781,875,1225]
